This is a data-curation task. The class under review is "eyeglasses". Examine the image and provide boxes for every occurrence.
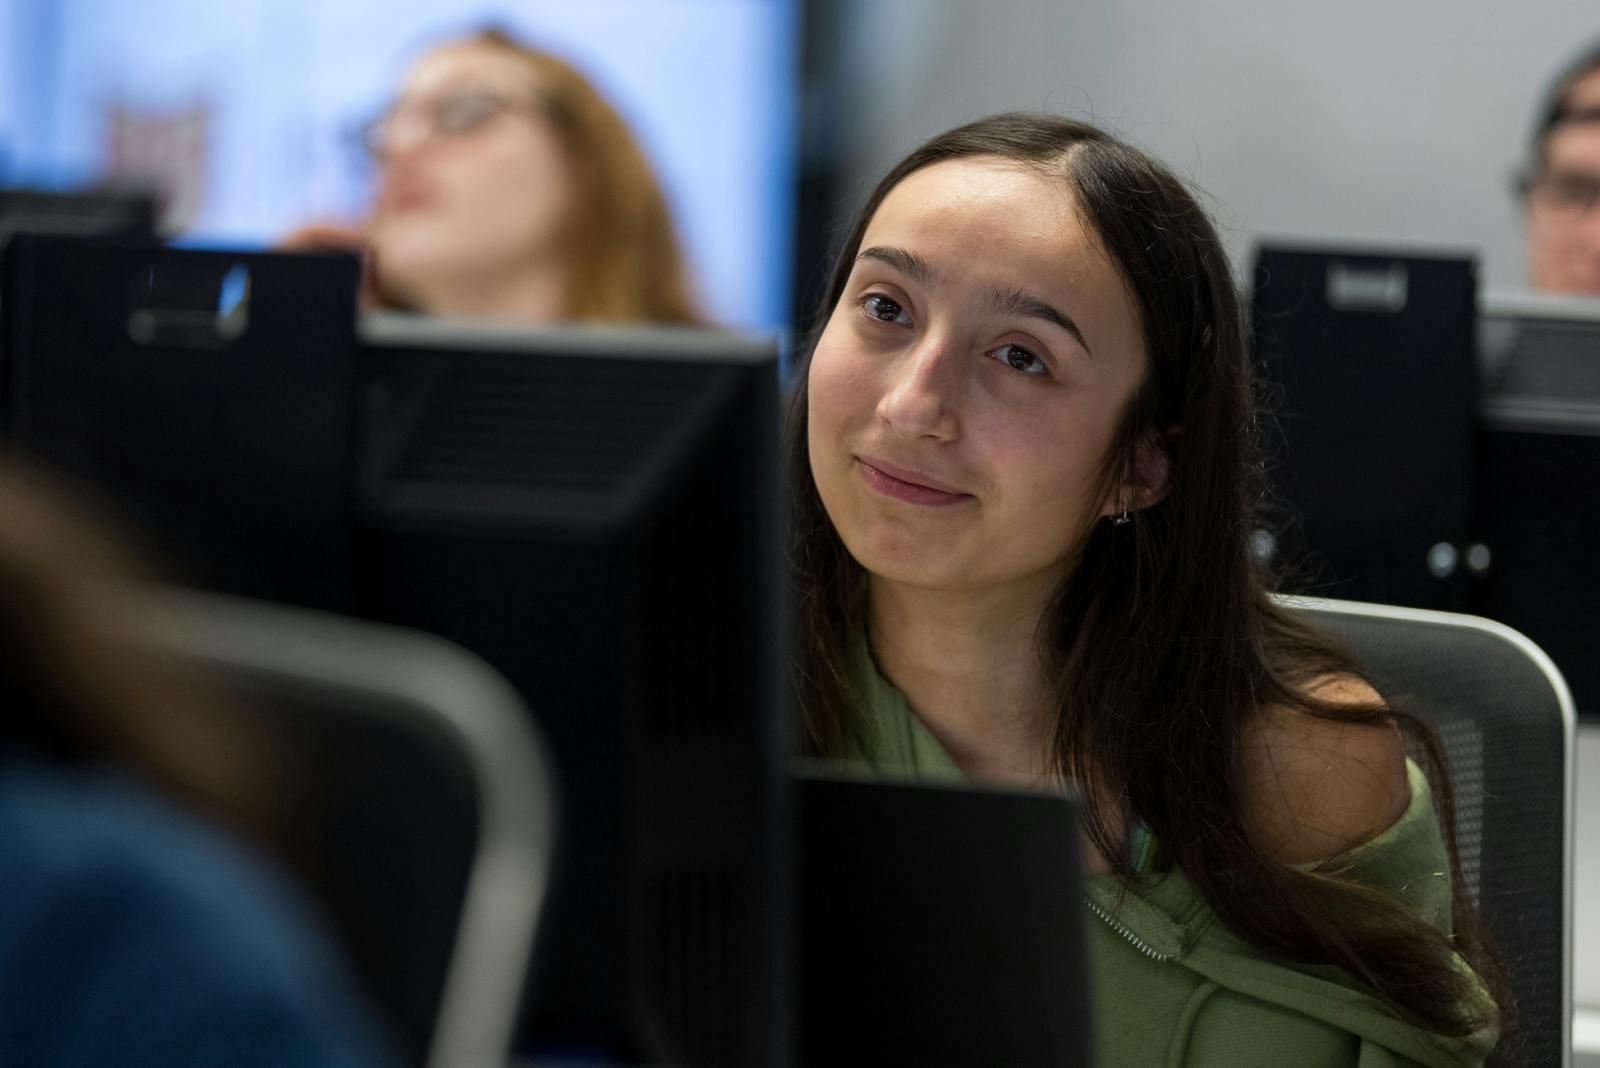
[1518,169,1600,216]
[353,89,549,159]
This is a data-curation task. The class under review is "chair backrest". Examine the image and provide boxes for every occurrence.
[135,588,556,1068]
[1287,595,1574,1067]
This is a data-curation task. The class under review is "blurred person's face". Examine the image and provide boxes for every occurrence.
[366,42,576,313]
[1526,67,1600,295]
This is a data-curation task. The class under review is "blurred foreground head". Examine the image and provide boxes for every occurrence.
[0,466,261,813]
[363,27,700,324]
[0,465,397,1065]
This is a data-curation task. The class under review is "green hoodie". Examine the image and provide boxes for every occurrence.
[841,638,1499,1067]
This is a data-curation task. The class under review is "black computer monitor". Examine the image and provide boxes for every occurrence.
[1250,244,1478,610]
[796,772,1092,1067]
[1479,289,1600,400]
[0,186,157,243]
[354,315,790,1065]
[1476,291,1600,720]
[0,235,790,1066]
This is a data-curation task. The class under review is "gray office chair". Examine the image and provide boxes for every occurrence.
[135,588,557,1068]
[1287,595,1575,1067]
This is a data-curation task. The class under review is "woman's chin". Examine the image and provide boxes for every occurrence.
[367,255,456,314]
[845,542,967,594]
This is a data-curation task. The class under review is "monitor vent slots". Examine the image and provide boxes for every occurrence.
[379,354,705,495]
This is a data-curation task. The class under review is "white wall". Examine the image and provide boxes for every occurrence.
[830,0,1600,290]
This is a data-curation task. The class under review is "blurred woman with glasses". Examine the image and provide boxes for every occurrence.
[287,28,700,324]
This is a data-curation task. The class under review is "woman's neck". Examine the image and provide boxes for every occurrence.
[867,575,1056,787]
[411,258,571,324]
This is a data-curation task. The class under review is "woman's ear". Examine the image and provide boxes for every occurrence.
[1107,425,1180,517]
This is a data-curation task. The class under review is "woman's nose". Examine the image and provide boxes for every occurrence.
[875,335,963,441]
[369,107,436,162]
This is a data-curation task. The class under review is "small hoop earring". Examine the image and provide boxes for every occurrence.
[1110,510,1131,526]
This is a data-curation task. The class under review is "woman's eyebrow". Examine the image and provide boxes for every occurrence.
[984,284,1093,358]
[855,247,1093,358]
[856,245,934,286]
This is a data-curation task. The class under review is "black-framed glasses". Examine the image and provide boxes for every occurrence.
[1516,169,1600,216]
[351,89,549,159]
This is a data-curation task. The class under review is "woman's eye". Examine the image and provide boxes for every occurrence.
[437,94,502,134]
[990,343,1047,376]
[862,294,909,324]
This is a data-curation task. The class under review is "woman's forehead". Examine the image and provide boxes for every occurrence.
[875,162,1124,290]
[402,42,538,99]
[861,159,1109,281]
[1565,65,1600,111]
[1547,121,1600,174]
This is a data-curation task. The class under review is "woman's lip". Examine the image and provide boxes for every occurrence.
[376,183,434,214]
[381,195,431,214]
[856,457,973,506]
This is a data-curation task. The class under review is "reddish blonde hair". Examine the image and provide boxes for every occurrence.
[469,28,701,324]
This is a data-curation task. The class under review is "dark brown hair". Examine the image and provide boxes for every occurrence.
[1528,39,1600,170]
[0,465,271,832]
[788,113,1505,1041]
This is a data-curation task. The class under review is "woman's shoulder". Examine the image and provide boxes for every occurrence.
[1237,674,1411,866]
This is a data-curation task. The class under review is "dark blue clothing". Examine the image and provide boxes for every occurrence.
[0,757,398,1067]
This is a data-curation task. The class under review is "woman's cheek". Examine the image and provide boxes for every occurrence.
[807,340,860,433]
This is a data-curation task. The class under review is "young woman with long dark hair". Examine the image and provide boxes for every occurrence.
[790,113,1504,1065]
